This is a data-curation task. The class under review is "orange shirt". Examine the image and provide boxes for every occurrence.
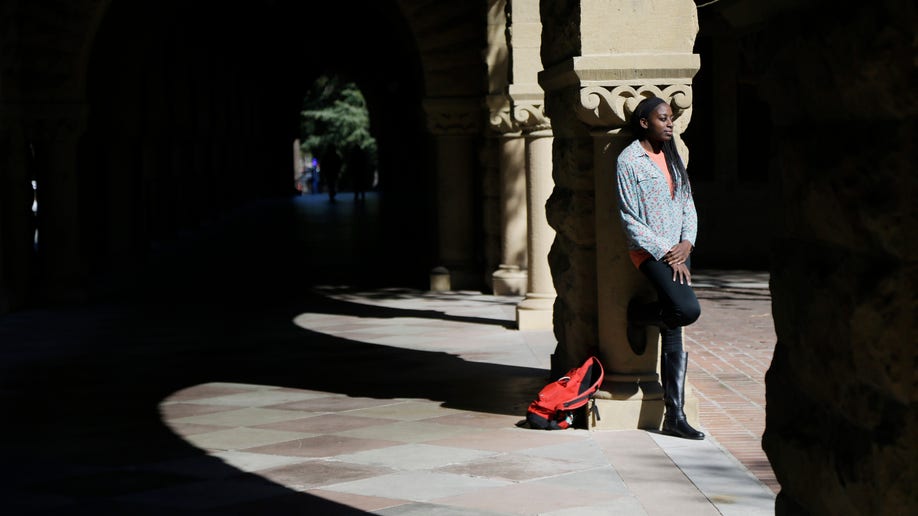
[647,150,675,198]
[628,149,675,268]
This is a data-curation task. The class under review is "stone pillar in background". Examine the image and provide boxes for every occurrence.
[24,104,89,304]
[539,0,701,427]
[484,1,527,295]
[507,0,555,329]
[0,104,34,313]
[424,98,481,291]
[100,100,143,269]
[488,98,528,296]
[515,102,555,330]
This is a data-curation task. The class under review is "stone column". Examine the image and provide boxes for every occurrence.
[515,101,556,330]
[506,0,555,329]
[482,1,510,289]
[101,114,142,267]
[0,104,35,313]
[24,103,89,304]
[488,98,528,296]
[423,98,482,291]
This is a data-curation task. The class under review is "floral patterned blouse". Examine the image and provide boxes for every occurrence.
[616,139,697,266]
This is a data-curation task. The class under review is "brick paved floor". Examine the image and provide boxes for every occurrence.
[685,285,779,493]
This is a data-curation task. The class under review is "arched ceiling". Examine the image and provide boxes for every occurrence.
[6,0,488,105]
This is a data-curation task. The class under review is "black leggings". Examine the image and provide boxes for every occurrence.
[638,258,701,354]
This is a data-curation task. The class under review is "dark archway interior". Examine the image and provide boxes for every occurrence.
[681,6,774,270]
[82,1,434,294]
[2,4,538,512]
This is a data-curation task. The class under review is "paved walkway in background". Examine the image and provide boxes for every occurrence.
[688,271,778,493]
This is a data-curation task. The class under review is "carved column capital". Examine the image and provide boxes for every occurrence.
[512,99,551,134]
[423,97,482,136]
[487,94,519,134]
[538,53,700,134]
[576,83,694,132]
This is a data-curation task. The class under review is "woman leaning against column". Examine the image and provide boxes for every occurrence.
[615,96,704,440]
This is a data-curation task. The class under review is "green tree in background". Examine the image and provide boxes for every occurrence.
[300,74,377,197]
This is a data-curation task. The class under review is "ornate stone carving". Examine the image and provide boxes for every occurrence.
[423,98,482,136]
[512,100,550,133]
[487,95,518,134]
[577,83,694,130]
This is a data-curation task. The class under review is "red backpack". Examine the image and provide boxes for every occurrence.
[526,356,605,430]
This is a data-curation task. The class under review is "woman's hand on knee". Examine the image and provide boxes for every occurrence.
[671,262,692,285]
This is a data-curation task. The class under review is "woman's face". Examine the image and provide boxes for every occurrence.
[640,103,674,143]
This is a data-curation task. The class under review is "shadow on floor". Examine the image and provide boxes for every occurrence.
[0,194,546,513]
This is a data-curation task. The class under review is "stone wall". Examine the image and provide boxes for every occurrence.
[757,1,917,513]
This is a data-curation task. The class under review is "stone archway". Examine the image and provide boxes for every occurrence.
[1,0,494,306]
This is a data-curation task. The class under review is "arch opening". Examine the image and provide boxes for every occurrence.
[81,0,435,292]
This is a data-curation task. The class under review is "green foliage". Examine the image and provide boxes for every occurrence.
[300,74,377,165]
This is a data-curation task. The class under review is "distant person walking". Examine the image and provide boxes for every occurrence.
[320,148,342,202]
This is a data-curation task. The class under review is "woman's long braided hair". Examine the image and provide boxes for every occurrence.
[631,96,691,196]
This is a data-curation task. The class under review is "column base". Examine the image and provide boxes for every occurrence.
[589,375,662,430]
[587,375,701,431]
[492,265,527,296]
[516,292,555,330]
[430,266,451,291]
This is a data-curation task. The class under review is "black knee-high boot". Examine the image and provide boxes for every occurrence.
[661,351,705,440]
